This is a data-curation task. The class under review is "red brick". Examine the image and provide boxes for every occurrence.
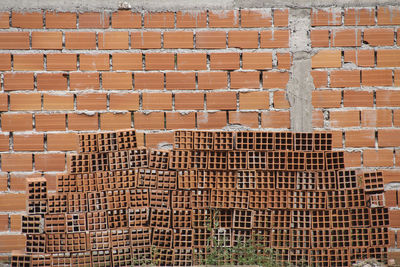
[13,54,43,71]
[46,12,76,28]
[263,72,290,89]
[37,73,68,91]
[0,32,29,49]
[197,111,227,129]
[312,110,324,128]
[228,31,258,49]
[113,53,142,70]
[364,28,394,46]
[273,91,290,109]
[330,110,360,128]
[330,130,343,148]
[207,92,236,110]
[32,32,62,49]
[134,112,164,130]
[102,72,132,90]
[43,94,74,110]
[376,90,400,107]
[0,215,8,231]
[65,32,96,49]
[2,153,32,171]
[176,11,207,28]
[395,70,400,86]
[76,93,107,110]
[109,93,140,111]
[378,129,400,147]
[0,54,11,71]
[196,31,226,49]
[166,112,196,129]
[209,10,239,27]
[344,8,375,26]
[363,149,393,167]
[79,12,109,28]
[100,113,132,130]
[330,70,360,88]
[112,11,141,28]
[198,72,227,90]
[310,29,329,47]
[131,32,161,49]
[242,52,273,70]
[144,12,174,28]
[231,72,260,89]
[343,90,373,107]
[35,114,66,131]
[344,151,362,168]
[142,92,172,110]
[70,73,100,90]
[174,92,204,110]
[377,6,400,25]
[396,150,400,168]
[4,73,34,91]
[47,133,78,151]
[229,111,259,128]
[0,194,26,211]
[362,69,393,86]
[68,113,98,131]
[0,235,26,252]
[98,32,129,49]
[210,53,240,70]
[377,50,400,67]
[0,94,7,113]
[361,109,392,127]
[311,9,342,26]
[395,110,400,126]
[241,9,272,27]
[389,210,400,228]
[332,29,362,47]
[260,30,289,48]
[385,190,398,207]
[344,50,375,67]
[134,73,164,90]
[0,173,7,191]
[177,53,207,70]
[166,72,196,90]
[12,11,43,28]
[261,111,290,128]
[80,54,109,71]
[145,53,174,70]
[312,50,341,68]
[312,90,341,108]
[10,215,21,232]
[164,31,194,49]
[47,54,77,71]
[11,172,39,191]
[35,153,65,172]
[145,132,174,149]
[311,71,328,88]
[0,12,9,29]
[274,9,289,27]
[2,113,32,131]
[44,174,57,191]
[10,93,41,111]
[14,134,44,151]
[277,53,291,70]
[382,170,400,184]
[345,130,375,148]
[239,91,269,110]
[0,135,9,151]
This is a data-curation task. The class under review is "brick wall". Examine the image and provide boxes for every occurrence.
[0,7,399,261]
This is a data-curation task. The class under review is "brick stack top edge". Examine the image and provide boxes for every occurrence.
[12,129,388,266]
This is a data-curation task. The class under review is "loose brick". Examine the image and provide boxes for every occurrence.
[364,28,394,46]
[241,9,272,27]
[0,235,26,252]
[361,109,392,127]
[310,29,329,47]
[112,11,141,28]
[12,11,43,28]
[344,151,362,168]
[312,50,341,68]
[134,112,164,130]
[145,132,174,148]
[166,72,196,90]
[330,70,360,88]
[343,90,373,107]
[197,111,227,129]
[100,113,132,130]
[231,72,260,89]
[79,12,110,28]
[239,91,269,110]
[363,149,393,167]
[131,32,161,49]
[10,93,41,111]
[377,50,400,67]
[176,11,207,28]
[209,10,239,27]
[229,111,259,128]
[312,90,341,108]
[47,54,77,71]
[65,32,96,49]
[31,32,62,49]
[109,93,140,110]
[0,12,9,29]
[70,73,100,90]
[196,31,226,49]
[260,30,289,48]
[377,6,400,25]
[46,12,77,28]
[330,110,360,127]
[210,53,240,71]
[13,54,43,71]
[344,8,375,26]
[2,153,32,171]
[0,54,11,70]
[177,53,207,70]
[242,52,273,70]
[14,134,44,151]
[43,94,74,110]
[80,54,110,71]
[378,129,400,147]
[113,53,142,70]
[362,69,393,86]
[277,53,291,70]
[0,135,9,151]
[35,153,65,172]
[228,31,258,49]
[0,32,29,49]
[102,72,132,90]
[263,72,290,89]
[207,92,236,110]
[144,12,174,28]
[274,9,289,27]
[36,113,66,131]
[76,93,107,110]
[47,133,78,151]
[164,32,194,49]
[44,174,57,191]
[4,73,34,91]
[273,91,290,109]
[312,110,324,128]
[142,92,172,110]
[166,112,196,129]
[198,72,228,90]
[330,130,343,148]
[332,29,361,47]
[174,92,204,110]
[98,32,129,49]
[145,53,174,70]
[37,73,68,90]
[376,90,400,107]
[11,173,37,191]
[2,113,32,131]
[345,130,375,148]
[311,9,342,26]
[134,73,164,90]
[261,111,290,128]
[68,113,99,131]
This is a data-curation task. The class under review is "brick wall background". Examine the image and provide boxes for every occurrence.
[0,6,399,262]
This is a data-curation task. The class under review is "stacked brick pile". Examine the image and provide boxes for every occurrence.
[11,129,389,266]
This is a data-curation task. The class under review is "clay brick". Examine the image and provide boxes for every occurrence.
[146,53,174,70]
[4,73,34,91]
[134,112,164,130]
[209,10,239,27]
[330,70,360,88]
[65,32,96,49]
[239,91,269,110]
[197,111,227,129]
[98,32,129,49]
[76,93,107,110]
[377,50,400,67]
[363,149,393,167]
[0,32,29,49]
[344,151,362,168]
[0,173,7,191]
[312,110,324,128]
[10,214,22,231]
[37,73,68,91]
[35,153,65,172]
[196,31,226,49]
[330,110,360,128]
[395,110,400,126]
[231,72,260,89]
[361,109,392,127]
[311,9,342,26]
[14,134,44,151]
[198,72,227,90]
[229,111,259,128]
[344,8,375,26]
[395,70,400,86]
[2,153,32,171]
[377,6,400,25]
[32,32,62,49]
[0,12,9,29]
[242,52,273,70]
[46,12,76,28]
[330,130,343,148]
[241,9,272,27]
[332,29,362,47]
[312,50,341,68]
[164,32,194,49]
[11,172,38,191]
[43,94,74,110]
[0,94,7,112]
[364,28,394,46]
[389,210,400,227]
[310,29,329,47]
[166,112,196,129]
[35,114,66,131]
[0,235,26,252]
[228,31,258,49]
[142,92,172,110]
[68,113,98,131]
[177,53,207,70]
[113,53,142,70]
[80,54,109,71]
[144,12,174,28]
[263,72,290,89]
[79,12,110,28]
[260,30,289,48]
[210,53,240,70]
[131,32,161,49]
[109,93,139,110]
[207,92,236,110]
[277,53,291,70]
[2,113,32,131]
[166,72,196,90]
[70,73,100,90]
[378,129,400,147]
[112,11,141,28]
[311,71,328,88]
[0,135,9,151]
[10,93,41,111]
[382,170,400,184]
[376,90,400,107]
[345,130,375,147]
[312,90,341,108]
[47,54,77,71]
[134,73,164,90]
[0,214,8,231]
[346,50,375,67]
[47,133,78,151]
[175,92,204,110]
[261,111,290,128]
[102,72,132,90]
[273,91,290,109]
[343,90,373,107]
[100,113,132,130]
[385,191,398,207]
[362,69,393,86]
[12,11,43,28]
[13,54,43,71]
[0,54,11,71]
[176,11,207,28]
[274,9,289,26]
[145,132,174,148]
